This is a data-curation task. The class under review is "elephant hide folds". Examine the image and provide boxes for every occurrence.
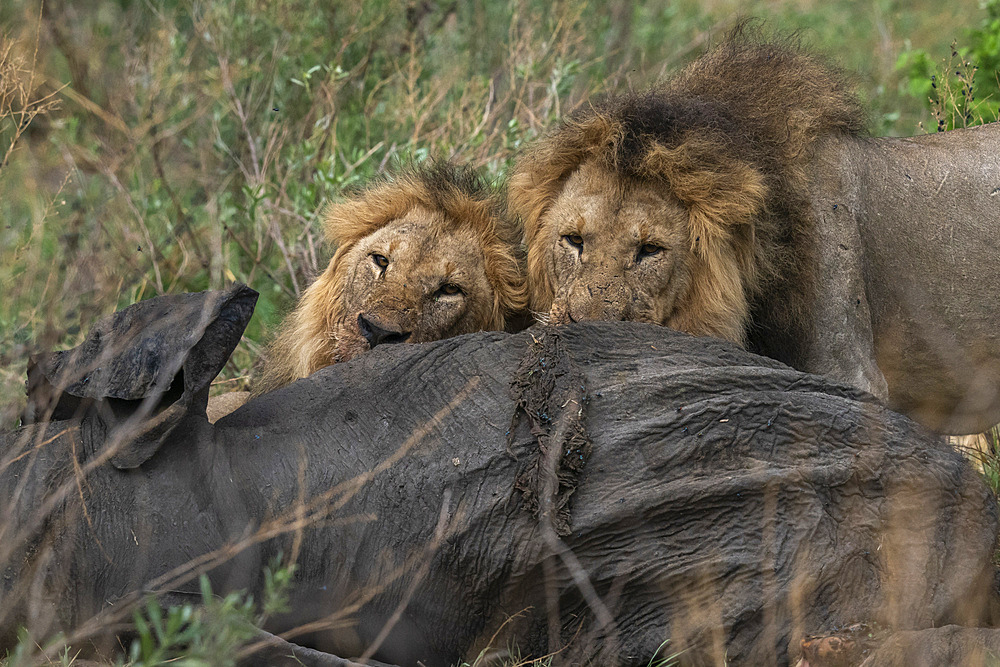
[1,289,997,666]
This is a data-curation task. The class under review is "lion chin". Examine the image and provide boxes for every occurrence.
[509,28,1000,435]
[332,322,366,364]
[249,161,528,399]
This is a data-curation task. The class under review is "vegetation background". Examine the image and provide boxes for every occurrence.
[1,0,998,431]
[0,1,998,663]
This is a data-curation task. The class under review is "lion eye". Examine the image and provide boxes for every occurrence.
[436,283,464,297]
[371,253,389,270]
[563,234,584,252]
[637,243,663,260]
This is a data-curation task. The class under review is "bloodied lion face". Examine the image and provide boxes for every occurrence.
[254,162,528,395]
[509,108,768,345]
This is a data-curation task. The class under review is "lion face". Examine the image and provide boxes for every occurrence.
[510,101,771,347]
[536,161,693,326]
[254,161,527,396]
[332,206,496,362]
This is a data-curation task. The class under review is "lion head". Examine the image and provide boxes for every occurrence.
[254,162,528,394]
[508,36,865,349]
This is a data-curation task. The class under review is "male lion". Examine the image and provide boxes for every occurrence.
[251,161,528,397]
[509,35,1000,434]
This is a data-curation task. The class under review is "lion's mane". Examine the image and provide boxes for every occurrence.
[509,29,867,359]
[255,162,527,395]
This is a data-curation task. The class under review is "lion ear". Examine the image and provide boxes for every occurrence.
[640,142,767,257]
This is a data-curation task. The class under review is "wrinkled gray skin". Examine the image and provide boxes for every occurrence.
[804,122,1000,434]
[2,288,998,666]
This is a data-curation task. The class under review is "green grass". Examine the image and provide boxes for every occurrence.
[897,0,1000,131]
[2,559,296,667]
[1,0,994,429]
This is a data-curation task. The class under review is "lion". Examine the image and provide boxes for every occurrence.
[508,32,1000,434]
[251,161,528,397]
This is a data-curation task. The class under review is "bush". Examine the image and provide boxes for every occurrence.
[896,0,1000,130]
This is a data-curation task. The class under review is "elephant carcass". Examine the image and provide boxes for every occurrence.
[2,289,997,666]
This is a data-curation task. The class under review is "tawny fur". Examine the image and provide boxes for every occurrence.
[254,162,528,395]
[508,29,866,350]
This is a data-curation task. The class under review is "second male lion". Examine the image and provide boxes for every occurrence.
[509,34,1000,434]
[252,162,528,396]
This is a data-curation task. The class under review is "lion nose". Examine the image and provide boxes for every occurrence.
[358,314,411,348]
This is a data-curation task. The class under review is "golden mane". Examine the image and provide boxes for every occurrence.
[509,30,866,350]
[254,162,528,395]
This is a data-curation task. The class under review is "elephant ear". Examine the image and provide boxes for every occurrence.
[24,284,258,468]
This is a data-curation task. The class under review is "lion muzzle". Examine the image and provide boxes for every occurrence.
[561,280,635,324]
[358,313,412,348]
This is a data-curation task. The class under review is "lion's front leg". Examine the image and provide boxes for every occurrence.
[803,170,889,402]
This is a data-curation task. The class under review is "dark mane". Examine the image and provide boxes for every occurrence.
[509,28,867,364]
